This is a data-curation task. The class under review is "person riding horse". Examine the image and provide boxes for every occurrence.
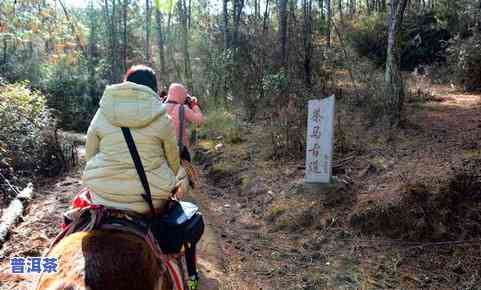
[82,65,202,289]
[83,65,188,212]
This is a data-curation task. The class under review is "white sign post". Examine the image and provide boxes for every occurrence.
[304,96,335,184]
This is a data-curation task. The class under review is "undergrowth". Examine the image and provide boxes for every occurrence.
[351,158,481,241]
[198,108,243,144]
[0,81,75,205]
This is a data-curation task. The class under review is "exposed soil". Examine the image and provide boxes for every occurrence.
[0,149,243,290]
[1,84,481,290]
[0,172,82,289]
[193,84,481,289]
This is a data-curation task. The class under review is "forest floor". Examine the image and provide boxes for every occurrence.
[0,148,248,290]
[192,82,481,289]
[1,83,481,290]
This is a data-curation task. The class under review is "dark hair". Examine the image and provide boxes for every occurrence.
[124,65,158,93]
[159,90,167,98]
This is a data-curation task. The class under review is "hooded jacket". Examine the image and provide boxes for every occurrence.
[82,82,187,214]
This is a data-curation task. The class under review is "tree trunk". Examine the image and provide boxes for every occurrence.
[88,0,99,105]
[263,0,270,33]
[168,7,172,28]
[122,0,128,73]
[319,0,325,22]
[326,0,331,47]
[257,0,261,18]
[2,38,7,69]
[232,0,244,47]
[384,0,409,126]
[179,0,193,90]
[111,0,120,82]
[223,0,230,48]
[303,0,313,87]
[278,0,288,65]
[58,0,86,55]
[112,0,119,82]
[333,20,360,100]
[166,9,181,80]
[338,0,343,22]
[478,0,481,26]
[188,0,192,28]
[145,0,151,63]
[155,9,167,84]
[289,0,297,27]
[104,0,120,83]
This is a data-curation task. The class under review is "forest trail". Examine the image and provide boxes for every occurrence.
[2,0,481,289]
[419,84,481,139]
[183,83,481,289]
[355,83,481,204]
[0,85,480,290]
[0,147,244,290]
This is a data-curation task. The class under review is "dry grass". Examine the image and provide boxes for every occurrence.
[194,77,481,289]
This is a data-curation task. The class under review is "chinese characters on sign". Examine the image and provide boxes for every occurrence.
[10,257,58,274]
[305,96,335,183]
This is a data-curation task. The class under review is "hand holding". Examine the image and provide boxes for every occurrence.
[173,185,184,200]
[190,97,199,109]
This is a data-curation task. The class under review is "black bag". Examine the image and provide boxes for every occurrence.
[120,127,204,254]
[151,200,204,254]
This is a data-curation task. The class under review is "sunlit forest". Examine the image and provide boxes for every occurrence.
[2,0,481,289]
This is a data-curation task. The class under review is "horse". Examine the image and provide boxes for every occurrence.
[35,229,173,290]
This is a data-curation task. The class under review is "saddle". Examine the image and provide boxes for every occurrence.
[49,190,189,290]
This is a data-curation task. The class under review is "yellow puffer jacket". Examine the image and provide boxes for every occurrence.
[82,81,188,214]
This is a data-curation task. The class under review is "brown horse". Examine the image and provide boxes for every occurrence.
[36,230,172,290]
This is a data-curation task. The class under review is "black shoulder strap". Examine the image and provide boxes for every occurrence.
[121,127,156,217]
[178,104,185,149]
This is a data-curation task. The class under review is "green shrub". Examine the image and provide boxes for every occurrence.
[448,31,481,91]
[198,108,243,144]
[44,57,100,131]
[0,81,74,202]
[348,12,450,70]
[2,53,100,132]
[348,15,388,67]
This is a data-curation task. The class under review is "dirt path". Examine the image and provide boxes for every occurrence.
[0,148,244,290]
[354,85,481,204]
[1,85,480,290]
[0,171,83,289]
